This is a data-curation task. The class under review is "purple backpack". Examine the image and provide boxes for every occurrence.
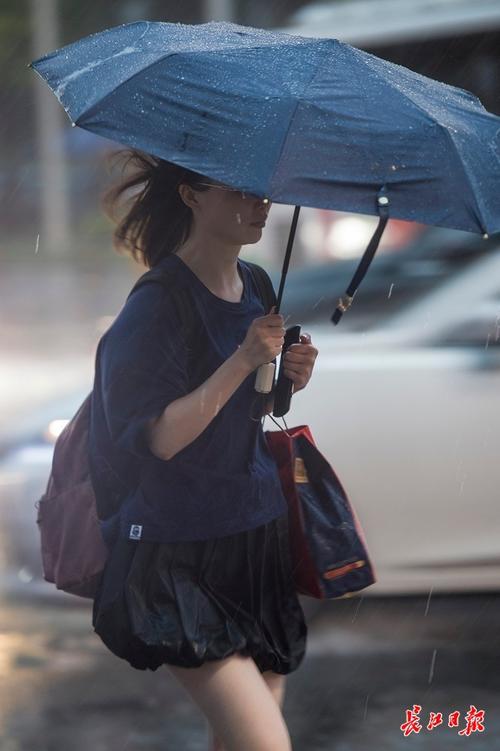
[35,261,275,598]
[35,393,106,598]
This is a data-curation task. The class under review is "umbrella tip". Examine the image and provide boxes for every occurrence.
[483,233,489,239]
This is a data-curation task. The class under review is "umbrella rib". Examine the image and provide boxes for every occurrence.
[74,40,327,125]
[350,46,489,233]
[269,40,336,193]
[73,51,178,125]
[349,45,438,124]
[439,125,489,234]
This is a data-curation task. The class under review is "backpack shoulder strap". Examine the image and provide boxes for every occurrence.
[125,265,198,343]
[243,262,280,390]
[243,261,278,313]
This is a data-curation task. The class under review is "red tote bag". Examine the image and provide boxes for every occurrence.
[264,423,377,600]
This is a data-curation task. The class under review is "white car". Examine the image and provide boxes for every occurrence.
[280,244,500,594]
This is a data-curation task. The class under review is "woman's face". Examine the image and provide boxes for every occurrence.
[188,180,273,245]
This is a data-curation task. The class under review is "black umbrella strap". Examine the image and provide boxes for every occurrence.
[331,188,390,325]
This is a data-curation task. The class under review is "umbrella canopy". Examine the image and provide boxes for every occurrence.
[29,19,500,237]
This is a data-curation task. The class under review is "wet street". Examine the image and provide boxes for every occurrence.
[1,588,499,751]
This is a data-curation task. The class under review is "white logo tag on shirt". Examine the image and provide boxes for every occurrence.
[129,524,143,540]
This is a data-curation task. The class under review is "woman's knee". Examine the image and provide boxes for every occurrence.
[166,654,292,751]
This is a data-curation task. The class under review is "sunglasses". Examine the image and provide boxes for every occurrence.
[195,182,270,205]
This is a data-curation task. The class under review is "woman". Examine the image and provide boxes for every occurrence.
[90,149,318,751]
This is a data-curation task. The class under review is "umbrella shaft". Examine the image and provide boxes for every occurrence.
[275,205,301,314]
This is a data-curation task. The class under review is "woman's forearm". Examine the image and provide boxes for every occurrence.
[147,348,255,461]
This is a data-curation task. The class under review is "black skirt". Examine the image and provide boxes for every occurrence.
[92,510,308,674]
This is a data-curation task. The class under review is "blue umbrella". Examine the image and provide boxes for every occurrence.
[28,19,500,324]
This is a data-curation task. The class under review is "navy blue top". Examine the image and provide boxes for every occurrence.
[88,253,287,547]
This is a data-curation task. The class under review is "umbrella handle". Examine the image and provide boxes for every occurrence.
[273,324,301,417]
[255,362,276,393]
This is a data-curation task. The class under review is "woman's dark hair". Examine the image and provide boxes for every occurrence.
[101,148,211,268]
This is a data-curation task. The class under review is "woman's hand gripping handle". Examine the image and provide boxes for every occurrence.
[237,305,285,394]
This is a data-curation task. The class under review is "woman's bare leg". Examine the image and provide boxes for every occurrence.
[262,669,287,707]
[209,668,287,751]
[167,653,292,751]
